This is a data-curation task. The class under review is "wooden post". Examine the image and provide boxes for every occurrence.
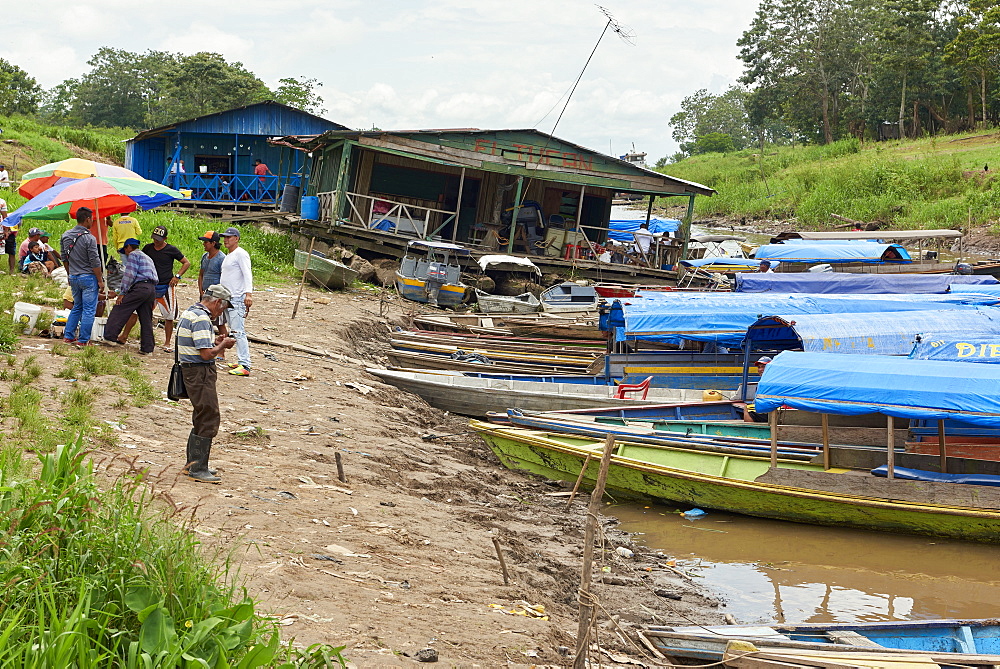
[575,185,586,232]
[573,435,616,669]
[821,413,831,471]
[452,167,466,243]
[938,418,947,474]
[335,451,346,483]
[506,176,524,254]
[886,415,895,480]
[291,237,316,319]
[679,193,696,261]
[565,453,593,511]
[769,411,778,468]
[492,536,510,585]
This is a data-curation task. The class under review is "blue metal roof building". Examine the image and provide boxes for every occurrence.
[125,101,348,204]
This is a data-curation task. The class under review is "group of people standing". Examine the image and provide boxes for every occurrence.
[57,208,254,378]
[57,207,256,484]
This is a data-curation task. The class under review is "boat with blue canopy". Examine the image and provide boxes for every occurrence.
[910,334,1000,363]
[755,242,911,264]
[737,273,997,294]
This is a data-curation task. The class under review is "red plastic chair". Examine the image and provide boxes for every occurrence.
[613,376,652,400]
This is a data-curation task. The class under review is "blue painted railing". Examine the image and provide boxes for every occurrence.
[165,173,281,204]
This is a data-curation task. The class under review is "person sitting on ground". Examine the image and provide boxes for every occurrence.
[20,240,51,276]
[18,227,42,264]
[39,231,62,268]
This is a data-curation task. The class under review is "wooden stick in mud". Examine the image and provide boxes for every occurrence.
[292,237,317,319]
[565,453,593,511]
[492,536,510,585]
[573,434,616,669]
[335,451,346,483]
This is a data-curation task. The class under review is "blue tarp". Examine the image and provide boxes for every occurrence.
[754,350,1000,428]
[602,292,1000,347]
[607,218,680,242]
[746,309,1000,356]
[755,242,911,264]
[681,257,770,269]
[910,333,1000,363]
[950,284,1000,296]
[736,273,997,294]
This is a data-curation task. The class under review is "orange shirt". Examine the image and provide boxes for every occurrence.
[89,217,110,245]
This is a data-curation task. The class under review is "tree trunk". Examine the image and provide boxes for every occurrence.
[912,98,920,138]
[968,86,976,130]
[898,71,908,139]
[981,69,988,129]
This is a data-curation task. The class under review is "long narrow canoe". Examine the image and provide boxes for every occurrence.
[366,368,704,417]
[641,619,1000,665]
[385,350,592,376]
[388,339,599,367]
[470,421,1000,543]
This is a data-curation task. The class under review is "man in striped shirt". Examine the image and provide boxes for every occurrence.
[176,284,236,483]
[104,238,158,354]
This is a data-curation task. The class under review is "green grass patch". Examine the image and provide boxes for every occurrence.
[661,131,1000,232]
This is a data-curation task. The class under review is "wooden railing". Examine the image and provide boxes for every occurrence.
[316,190,456,239]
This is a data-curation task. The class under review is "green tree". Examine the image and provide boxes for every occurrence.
[72,48,175,128]
[669,87,752,155]
[37,79,80,124]
[271,76,325,114]
[874,0,938,137]
[155,52,269,125]
[694,132,737,154]
[946,0,1000,127]
[0,59,42,115]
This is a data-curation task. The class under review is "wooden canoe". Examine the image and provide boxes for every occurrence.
[366,368,705,417]
[293,250,358,290]
[470,421,1000,543]
[385,349,592,375]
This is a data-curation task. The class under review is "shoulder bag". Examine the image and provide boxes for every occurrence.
[167,344,188,401]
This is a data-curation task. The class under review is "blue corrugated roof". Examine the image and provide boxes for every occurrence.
[128,101,347,141]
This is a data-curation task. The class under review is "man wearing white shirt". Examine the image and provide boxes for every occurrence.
[0,165,9,188]
[633,222,653,258]
[219,227,253,376]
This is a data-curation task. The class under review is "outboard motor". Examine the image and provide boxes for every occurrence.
[425,261,449,306]
[807,263,834,273]
[954,262,973,275]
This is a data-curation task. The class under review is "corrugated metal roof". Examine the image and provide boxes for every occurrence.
[276,128,715,197]
[128,101,348,142]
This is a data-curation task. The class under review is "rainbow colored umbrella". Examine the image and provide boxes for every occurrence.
[3,177,183,228]
[19,158,144,199]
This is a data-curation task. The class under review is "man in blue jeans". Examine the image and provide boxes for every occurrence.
[60,207,105,347]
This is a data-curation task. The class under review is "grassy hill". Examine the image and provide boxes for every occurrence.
[659,132,1000,235]
[0,115,131,180]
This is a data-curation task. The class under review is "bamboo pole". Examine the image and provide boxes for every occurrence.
[573,434,616,669]
[938,418,947,474]
[769,411,778,468]
[821,413,830,471]
[451,167,466,243]
[887,415,895,480]
[566,453,593,511]
[292,237,316,320]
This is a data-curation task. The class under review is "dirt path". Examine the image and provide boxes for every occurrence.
[27,280,725,666]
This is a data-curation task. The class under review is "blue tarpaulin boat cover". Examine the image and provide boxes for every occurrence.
[950,284,1000,296]
[736,273,997,294]
[607,218,680,242]
[754,350,1000,427]
[755,242,911,263]
[603,293,1000,347]
[746,309,1000,356]
[910,333,1000,363]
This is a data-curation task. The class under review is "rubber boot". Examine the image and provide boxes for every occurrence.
[187,434,221,483]
[184,431,216,476]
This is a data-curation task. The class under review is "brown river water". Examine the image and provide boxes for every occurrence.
[613,505,1000,625]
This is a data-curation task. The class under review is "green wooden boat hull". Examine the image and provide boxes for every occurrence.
[471,421,1000,544]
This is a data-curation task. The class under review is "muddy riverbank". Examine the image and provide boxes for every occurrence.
[22,279,725,666]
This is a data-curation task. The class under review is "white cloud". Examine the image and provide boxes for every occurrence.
[7,0,760,161]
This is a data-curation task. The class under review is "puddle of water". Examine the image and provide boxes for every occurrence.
[613,504,1000,625]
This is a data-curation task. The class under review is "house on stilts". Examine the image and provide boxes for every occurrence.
[273,129,715,278]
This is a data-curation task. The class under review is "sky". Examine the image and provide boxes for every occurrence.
[5,0,758,164]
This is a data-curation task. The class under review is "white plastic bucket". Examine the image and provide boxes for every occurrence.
[90,317,107,341]
[13,302,41,334]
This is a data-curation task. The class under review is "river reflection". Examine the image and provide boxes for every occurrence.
[612,505,1000,625]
